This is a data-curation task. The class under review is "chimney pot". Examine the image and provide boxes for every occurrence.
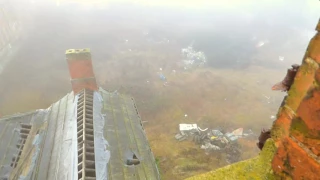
[66,48,98,94]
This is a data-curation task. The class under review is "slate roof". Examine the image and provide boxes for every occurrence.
[0,88,160,180]
[100,88,160,180]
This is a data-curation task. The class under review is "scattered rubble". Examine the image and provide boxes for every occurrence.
[175,124,254,163]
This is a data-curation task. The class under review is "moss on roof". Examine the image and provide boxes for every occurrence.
[185,139,277,180]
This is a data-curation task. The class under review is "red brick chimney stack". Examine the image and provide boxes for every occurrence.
[66,48,98,94]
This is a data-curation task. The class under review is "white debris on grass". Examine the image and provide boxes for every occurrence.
[231,128,244,136]
[279,56,285,61]
[255,40,269,48]
[263,94,271,100]
[181,45,206,68]
[201,143,221,151]
[256,41,265,47]
[179,124,198,136]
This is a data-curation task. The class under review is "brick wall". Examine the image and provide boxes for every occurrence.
[271,19,320,179]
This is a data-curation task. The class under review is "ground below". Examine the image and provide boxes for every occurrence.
[0,29,288,180]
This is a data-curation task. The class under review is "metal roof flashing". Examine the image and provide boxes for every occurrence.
[93,90,110,179]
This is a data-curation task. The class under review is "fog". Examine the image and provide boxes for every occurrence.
[12,0,320,68]
[0,0,319,179]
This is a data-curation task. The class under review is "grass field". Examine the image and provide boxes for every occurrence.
[95,52,287,179]
[128,66,285,179]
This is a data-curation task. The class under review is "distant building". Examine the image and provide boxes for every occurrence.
[0,49,160,180]
[0,0,19,51]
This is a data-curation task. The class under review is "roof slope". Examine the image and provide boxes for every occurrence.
[0,111,36,178]
[0,88,160,180]
[0,92,77,179]
[100,88,160,180]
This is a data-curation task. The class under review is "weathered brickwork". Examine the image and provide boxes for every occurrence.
[271,19,320,179]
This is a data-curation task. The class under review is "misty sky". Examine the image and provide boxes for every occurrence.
[9,0,317,70]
